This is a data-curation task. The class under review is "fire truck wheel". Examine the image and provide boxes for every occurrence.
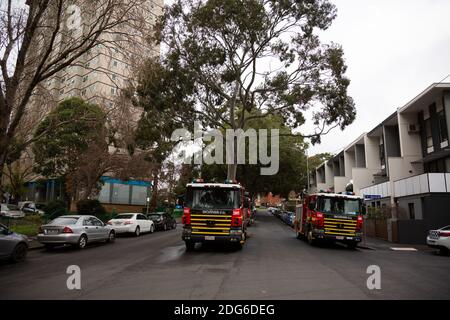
[307,228,316,246]
[185,241,195,251]
[347,241,358,250]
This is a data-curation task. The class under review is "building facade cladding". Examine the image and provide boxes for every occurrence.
[308,84,450,243]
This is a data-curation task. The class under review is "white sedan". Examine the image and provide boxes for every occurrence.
[107,213,154,236]
[1,204,25,219]
[427,225,450,254]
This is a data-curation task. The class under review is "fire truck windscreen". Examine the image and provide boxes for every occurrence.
[186,188,241,209]
[317,197,361,215]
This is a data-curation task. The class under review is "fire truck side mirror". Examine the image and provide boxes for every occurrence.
[308,202,316,211]
[361,204,367,215]
[243,198,250,209]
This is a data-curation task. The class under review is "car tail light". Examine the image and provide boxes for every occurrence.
[62,227,73,234]
[439,231,450,237]
[356,215,363,231]
[182,207,191,225]
[315,212,324,227]
[124,220,132,225]
[107,220,112,225]
[232,208,243,227]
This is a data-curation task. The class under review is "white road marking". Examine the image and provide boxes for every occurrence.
[390,247,418,251]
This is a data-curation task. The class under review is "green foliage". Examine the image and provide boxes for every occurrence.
[308,152,333,172]
[146,0,355,144]
[44,200,68,219]
[32,97,107,178]
[202,113,308,197]
[76,199,106,216]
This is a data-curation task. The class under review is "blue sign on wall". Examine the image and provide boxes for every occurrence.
[363,194,382,200]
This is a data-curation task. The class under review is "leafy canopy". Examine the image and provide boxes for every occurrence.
[150,0,355,142]
[33,97,107,177]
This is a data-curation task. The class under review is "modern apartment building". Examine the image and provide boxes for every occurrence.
[309,83,450,243]
[23,0,164,212]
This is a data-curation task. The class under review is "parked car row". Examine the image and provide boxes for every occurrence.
[0,211,179,263]
[0,201,47,219]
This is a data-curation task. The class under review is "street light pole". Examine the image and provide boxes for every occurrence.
[146,197,150,215]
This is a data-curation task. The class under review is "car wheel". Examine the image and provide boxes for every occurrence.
[134,226,140,237]
[172,222,177,230]
[77,235,88,249]
[11,243,28,263]
[106,231,115,243]
[150,224,155,233]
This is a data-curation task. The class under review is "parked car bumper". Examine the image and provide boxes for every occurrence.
[112,225,137,234]
[427,236,450,250]
[37,233,81,244]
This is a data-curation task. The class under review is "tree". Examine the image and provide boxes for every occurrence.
[147,0,355,179]
[307,152,333,172]
[0,0,152,197]
[32,97,108,201]
[202,113,308,197]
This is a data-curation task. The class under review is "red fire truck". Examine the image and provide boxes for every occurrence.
[294,192,365,249]
[181,179,250,251]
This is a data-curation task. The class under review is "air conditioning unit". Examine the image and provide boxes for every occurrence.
[408,124,420,133]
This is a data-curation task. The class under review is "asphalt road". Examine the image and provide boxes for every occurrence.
[1,210,450,300]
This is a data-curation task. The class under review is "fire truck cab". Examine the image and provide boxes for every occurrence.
[294,192,365,249]
[181,179,250,251]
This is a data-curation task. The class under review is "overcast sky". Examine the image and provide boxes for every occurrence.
[309,0,450,155]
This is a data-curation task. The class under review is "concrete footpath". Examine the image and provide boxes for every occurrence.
[359,236,432,252]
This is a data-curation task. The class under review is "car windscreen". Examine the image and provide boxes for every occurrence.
[317,197,360,215]
[115,214,134,219]
[186,187,240,209]
[49,217,79,225]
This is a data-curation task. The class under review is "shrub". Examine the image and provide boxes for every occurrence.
[76,199,107,221]
[44,200,68,220]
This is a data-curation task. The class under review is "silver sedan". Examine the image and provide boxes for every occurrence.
[37,215,116,249]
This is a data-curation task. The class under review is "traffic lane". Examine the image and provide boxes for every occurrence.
[0,227,182,300]
[77,211,374,300]
[268,210,450,299]
[1,210,450,299]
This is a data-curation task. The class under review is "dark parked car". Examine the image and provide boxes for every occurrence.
[0,223,28,262]
[146,212,177,231]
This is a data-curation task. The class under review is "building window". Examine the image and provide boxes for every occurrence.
[111,87,117,95]
[81,89,86,96]
[59,89,64,95]
[425,119,434,153]
[408,203,415,220]
[113,60,118,67]
[112,74,116,80]
[83,75,88,82]
[438,110,449,147]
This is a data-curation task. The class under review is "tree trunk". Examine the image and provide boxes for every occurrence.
[149,166,160,211]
